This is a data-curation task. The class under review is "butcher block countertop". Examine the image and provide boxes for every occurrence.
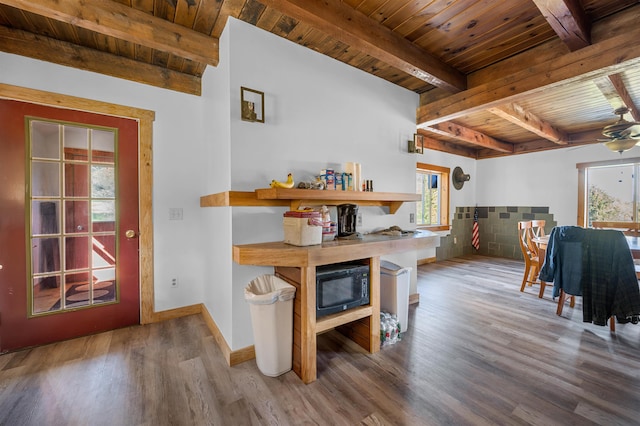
[233,230,439,267]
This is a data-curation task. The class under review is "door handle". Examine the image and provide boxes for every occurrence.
[125,230,137,239]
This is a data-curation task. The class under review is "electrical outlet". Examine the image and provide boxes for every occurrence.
[357,213,362,227]
[409,213,415,224]
[453,236,457,244]
[171,277,179,287]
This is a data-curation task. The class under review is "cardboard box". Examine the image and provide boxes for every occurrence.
[283,211,322,246]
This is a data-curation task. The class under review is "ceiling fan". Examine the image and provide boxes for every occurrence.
[599,107,640,153]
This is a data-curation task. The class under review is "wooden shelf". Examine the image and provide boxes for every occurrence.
[315,305,373,334]
[202,186,434,384]
[200,188,420,213]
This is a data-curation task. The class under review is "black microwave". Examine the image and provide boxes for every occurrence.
[316,262,370,318]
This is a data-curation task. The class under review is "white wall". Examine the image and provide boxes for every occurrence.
[1,52,207,312]
[213,18,421,349]
[200,24,234,343]
[476,143,640,225]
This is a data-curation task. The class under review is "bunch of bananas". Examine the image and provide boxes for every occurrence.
[270,173,295,189]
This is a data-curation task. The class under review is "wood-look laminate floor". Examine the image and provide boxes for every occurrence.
[2,255,640,425]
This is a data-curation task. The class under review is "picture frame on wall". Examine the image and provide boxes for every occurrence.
[409,133,424,154]
[240,87,265,123]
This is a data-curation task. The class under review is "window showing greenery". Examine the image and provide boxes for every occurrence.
[91,165,115,223]
[578,159,640,226]
[416,163,449,229]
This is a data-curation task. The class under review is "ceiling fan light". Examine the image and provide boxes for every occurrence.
[602,107,640,139]
[603,138,638,153]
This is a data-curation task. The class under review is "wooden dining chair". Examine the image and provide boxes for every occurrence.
[529,218,546,261]
[530,219,546,241]
[593,222,640,266]
[518,221,540,292]
[532,220,551,298]
[591,221,640,236]
[557,288,614,332]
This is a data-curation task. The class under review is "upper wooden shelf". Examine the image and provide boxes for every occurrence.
[200,188,420,214]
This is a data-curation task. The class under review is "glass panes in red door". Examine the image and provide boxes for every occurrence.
[29,119,117,315]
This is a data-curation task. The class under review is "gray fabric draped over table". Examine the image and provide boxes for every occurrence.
[539,226,640,326]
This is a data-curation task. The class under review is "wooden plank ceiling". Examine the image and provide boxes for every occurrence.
[0,0,639,159]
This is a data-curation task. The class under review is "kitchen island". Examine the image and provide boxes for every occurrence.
[233,230,439,383]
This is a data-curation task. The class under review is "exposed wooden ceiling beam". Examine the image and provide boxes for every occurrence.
[416,131,478,159]
[594,74,640,122]
[0,0,219,66]
[470,3,637,153]
[417,26,640,127]
[593,76,624,111]
[483,0,586,146]
[531,0,590,51]
[534,1,640,130]
[488,103,569,145]
[475,128,603,159]
[421,121,513,153]
[410,0,580,152]
[256,0,466,92]
[0,25,202,95]
[607,74,640,122]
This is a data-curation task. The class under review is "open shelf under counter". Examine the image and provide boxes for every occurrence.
[315,305,373,334]
[200,188,420,213]
[239,231,439,384]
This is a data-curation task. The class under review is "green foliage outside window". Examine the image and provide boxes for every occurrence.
[416,172,440,226]
[91,165,115,222]
[588,185,633,224]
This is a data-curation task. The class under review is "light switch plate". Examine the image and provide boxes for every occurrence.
[169,208,183,220]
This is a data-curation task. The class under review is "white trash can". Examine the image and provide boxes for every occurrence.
[380,261,411,333]
[244,274,296,377]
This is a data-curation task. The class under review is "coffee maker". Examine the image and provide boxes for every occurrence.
[337,204,358,238]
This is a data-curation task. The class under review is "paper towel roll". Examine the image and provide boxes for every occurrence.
[344,162,361,191]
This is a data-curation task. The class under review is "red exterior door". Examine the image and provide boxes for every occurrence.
[0,99,140,352]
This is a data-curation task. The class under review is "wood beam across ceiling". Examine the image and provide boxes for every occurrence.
[416,25,640,128]
[474,128,603,159]
[594,74,640,122]
[0,25,202,95]
[531,0,590,51]
[421,121,513,153]
[256,0,466,92]
[535,2,639,129]
[417,131,478,159]
[488,103,569,145]
[0,0,219,66]
[420,3,637,152]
